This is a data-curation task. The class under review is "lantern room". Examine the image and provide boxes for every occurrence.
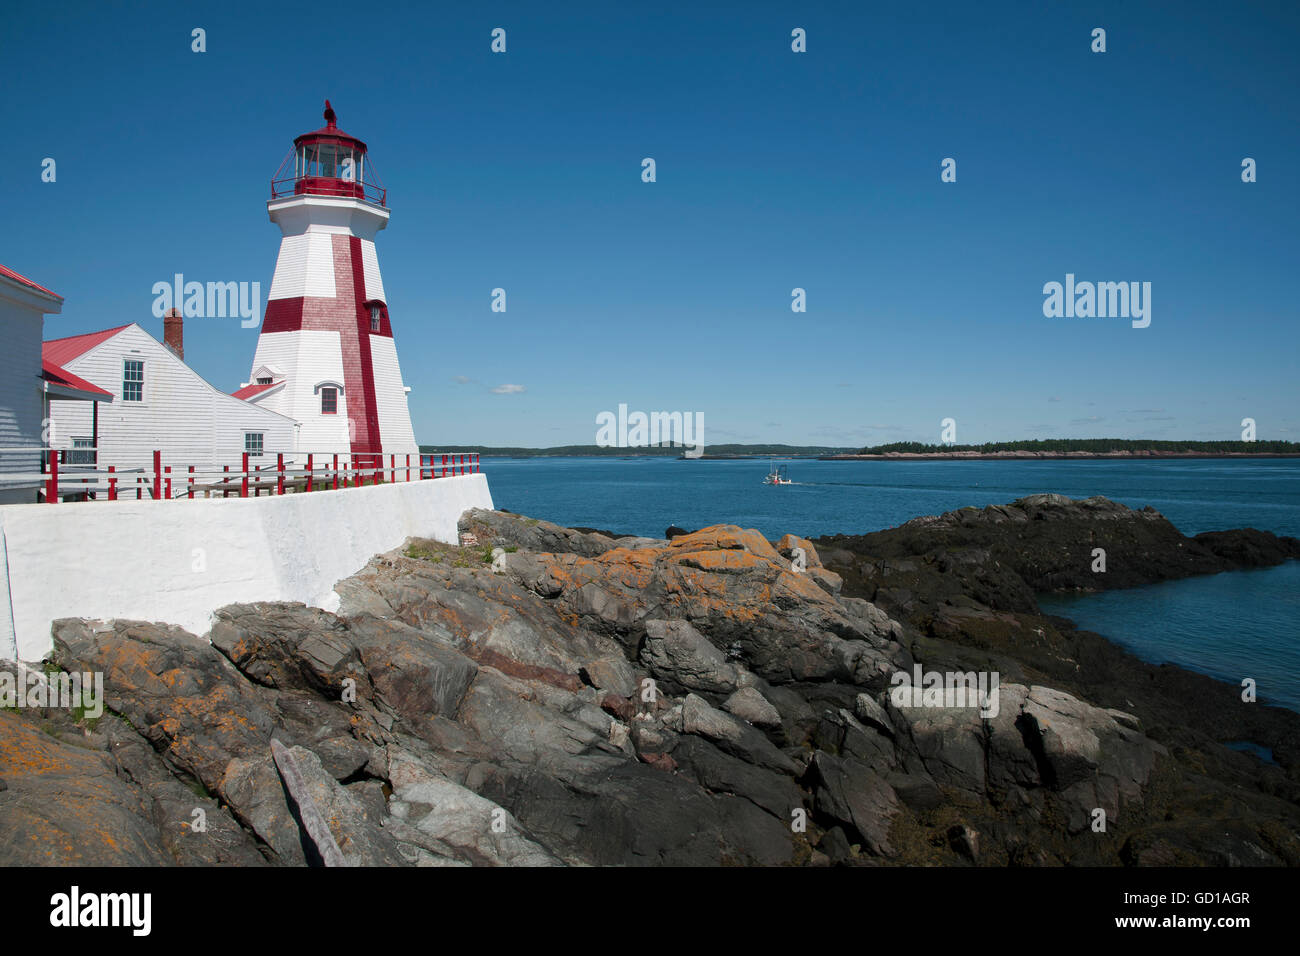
[271,100,386,206]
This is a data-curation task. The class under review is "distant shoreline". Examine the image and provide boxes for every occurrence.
[461,451,1300,461]
[429,443,1299,461]
[466,451,1300,461]
[819,451,1300,461]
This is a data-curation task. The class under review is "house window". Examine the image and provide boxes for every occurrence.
[244,432,264,457]
[320,386,337,414]
[369,304,381,332]
[69,438,96,465]
[256,376,273,385]
[123,360,144,402]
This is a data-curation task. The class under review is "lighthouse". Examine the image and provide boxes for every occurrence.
[244,101,418,466]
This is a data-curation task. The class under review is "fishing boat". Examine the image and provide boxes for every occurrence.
[763,461,792,485]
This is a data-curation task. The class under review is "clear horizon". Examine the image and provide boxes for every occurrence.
[5,0,1297,447]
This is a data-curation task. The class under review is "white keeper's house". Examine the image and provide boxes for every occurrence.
[44,320,295,475]
[0,263,112,503]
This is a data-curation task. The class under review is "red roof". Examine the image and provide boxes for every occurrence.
[42,325,131,366]
[293,99,367,151]
[41,359,112,399]
[232,381,279,400]
[0,263,61,300]
[294,125,367,150]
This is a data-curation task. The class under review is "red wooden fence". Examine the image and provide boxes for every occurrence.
[35,450,481,503]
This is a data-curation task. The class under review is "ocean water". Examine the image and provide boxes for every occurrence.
[483,457,1300,710]
[1038,563,1300,712]
[482,457,1300,540]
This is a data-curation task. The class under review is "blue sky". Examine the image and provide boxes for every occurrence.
[4,0,1297,447]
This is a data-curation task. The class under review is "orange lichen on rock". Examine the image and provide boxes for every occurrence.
[669,549,770,574]
[775,533,823,568]
[669,525,783,563]
[0,713,80,777]
[0,710,167,865]
[772,569,836,604]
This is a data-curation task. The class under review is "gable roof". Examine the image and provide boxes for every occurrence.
[0,263,62,301]
[43,325,131,366]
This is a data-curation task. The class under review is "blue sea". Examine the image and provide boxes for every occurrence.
[483,457,1300,711]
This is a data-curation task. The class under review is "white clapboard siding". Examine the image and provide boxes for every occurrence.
[359,239,386,303]
[369,334,418,456]
[268,233,337,301]
[0,300,45,502]
[48,324,296,474]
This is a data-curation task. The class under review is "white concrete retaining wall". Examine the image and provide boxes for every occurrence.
[0,474,493,662]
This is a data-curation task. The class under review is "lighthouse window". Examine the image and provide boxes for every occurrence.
[122,360,144,402]
[320,387,337,415]
[318,144,337,178]
[370,304,381,331]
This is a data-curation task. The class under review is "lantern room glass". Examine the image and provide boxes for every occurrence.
[296,143,363,184]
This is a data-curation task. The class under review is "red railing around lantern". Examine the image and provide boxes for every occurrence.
[270,148,387,206]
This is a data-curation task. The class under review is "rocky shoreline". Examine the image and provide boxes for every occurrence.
[1,495,1297,866]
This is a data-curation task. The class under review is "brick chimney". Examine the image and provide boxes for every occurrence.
[163,307,183,361]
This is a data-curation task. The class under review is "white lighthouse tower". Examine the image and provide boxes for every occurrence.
[243,101,418,467]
